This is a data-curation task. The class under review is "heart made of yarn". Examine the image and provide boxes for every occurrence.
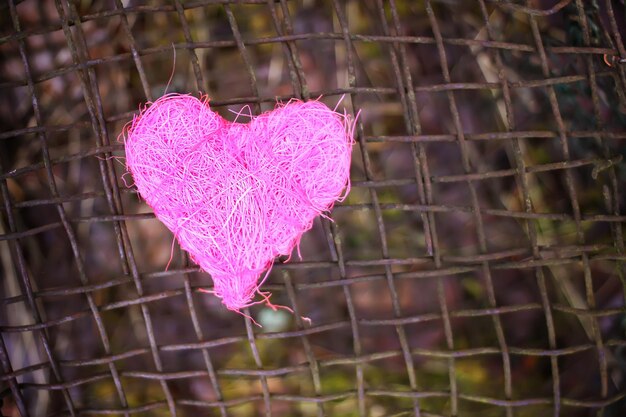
[123,94,353,311]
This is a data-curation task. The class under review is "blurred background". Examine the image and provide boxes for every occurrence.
[1,0,626,416]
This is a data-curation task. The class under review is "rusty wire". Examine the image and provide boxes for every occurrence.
[1,0,626,416]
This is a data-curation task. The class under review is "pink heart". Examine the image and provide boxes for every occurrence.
[123,94,353,311]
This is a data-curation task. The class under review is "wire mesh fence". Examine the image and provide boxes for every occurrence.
[1,0,625,416]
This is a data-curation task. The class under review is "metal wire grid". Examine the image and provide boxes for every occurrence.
[0,0,625,416]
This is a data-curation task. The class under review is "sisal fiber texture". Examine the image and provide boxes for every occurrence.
[123,94,354,311]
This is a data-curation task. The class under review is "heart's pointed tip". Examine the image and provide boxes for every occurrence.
[211,269,264,311]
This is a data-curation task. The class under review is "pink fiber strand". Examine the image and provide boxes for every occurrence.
[123,94,354,311]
